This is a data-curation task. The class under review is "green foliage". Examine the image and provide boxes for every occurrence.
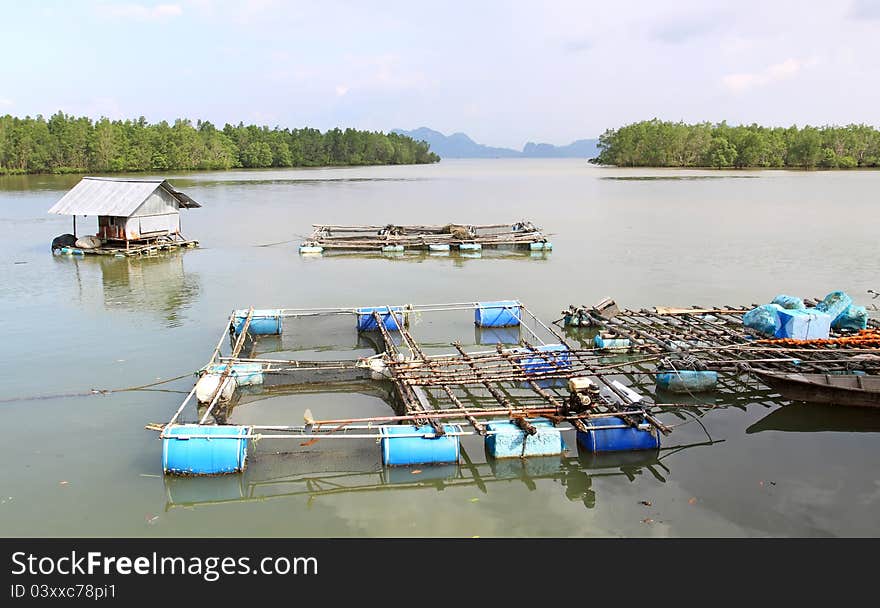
[0,112,440,174]
[591,119,880,169]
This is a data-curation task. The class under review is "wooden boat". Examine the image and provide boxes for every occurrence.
[753,370,880,408]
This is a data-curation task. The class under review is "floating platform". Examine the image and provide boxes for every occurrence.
[299,220,551,253]
[56,238,199,257]
[149,295,880,476]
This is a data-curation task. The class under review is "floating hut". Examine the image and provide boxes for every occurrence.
[298,220,552,254]
[148,294,880,476]
[48,177,200,256]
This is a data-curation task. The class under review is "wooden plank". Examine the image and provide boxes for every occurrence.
[655,307,748,315]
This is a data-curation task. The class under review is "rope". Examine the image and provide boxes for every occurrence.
[254,233,313,247]
[0,372,196,405]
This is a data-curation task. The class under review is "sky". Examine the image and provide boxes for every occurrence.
[2,0,880,148]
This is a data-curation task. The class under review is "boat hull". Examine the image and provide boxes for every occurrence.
[754,371,880,408]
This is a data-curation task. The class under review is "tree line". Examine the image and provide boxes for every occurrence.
[0,112,439,174]
[590,119,880,169]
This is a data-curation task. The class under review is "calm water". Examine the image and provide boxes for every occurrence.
[1,159,878,537]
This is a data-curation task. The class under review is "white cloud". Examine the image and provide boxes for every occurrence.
[335,85,349,97]
[722,58,806,92]
[230,0,280,24]
[850,0,880,20]
[0,98,13,107]
[104,3,183,20]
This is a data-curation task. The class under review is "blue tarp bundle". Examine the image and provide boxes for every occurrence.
[744,290,863,339]
[743,304,784,336]
[832,305,868,330]
[815,291,853,321]
[771,294,805,310]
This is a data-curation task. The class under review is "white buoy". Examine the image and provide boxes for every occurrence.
[195,374,237,404]
[610,380,644,404]
[369,358,391,380]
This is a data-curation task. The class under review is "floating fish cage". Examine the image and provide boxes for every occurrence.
[152,299,680,476]
[298,220,552,254]
[150,295,880,476]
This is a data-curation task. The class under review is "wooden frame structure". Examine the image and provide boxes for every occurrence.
[301,220,550,251]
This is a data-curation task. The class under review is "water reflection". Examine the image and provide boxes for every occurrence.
[312,249,549,265]
[601,175,760,181]
[53,252,200,327]
[163,438,719,512]
[561,325,601,348]
[474,326,521,346]
[746,402,880,434]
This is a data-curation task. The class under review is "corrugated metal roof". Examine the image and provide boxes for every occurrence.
[47,177,201,216]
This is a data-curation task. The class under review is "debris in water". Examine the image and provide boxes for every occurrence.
[59,481,69,486]
[139,474,161,479]
[411,469,422,475]
[145,515,159,526]
[470,498,479,503]
[687,497,697,505]
[642,518,654,524]
[639,500,653,507]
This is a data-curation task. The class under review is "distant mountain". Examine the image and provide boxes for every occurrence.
[522,139,600,158]
[393,127,520,158]
[393,127,599,159]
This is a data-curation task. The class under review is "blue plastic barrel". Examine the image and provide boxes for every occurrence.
[511,344,571,374]
[357,306,405,331]
[380,424,461,466]
[232,309,282,335]
[162,425,249,475]
[593,335,630,349]
[576,416,660,453]
[485,418,565,458]
[474,300,522,327]
[655,370,718,393]
[205,363,264,386]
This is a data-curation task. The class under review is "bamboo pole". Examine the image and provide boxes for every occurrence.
[199,306,253,425]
